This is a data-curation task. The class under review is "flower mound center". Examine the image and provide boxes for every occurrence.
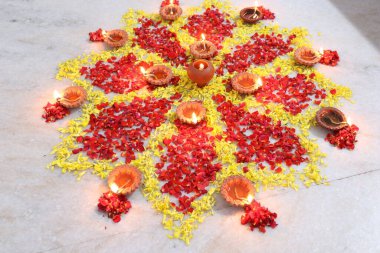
[73,97,173,163]
[156,120,222,213]
[133,18,188,66]
[217,33,295,75]
[213,95,308,169]
[183,7,236,49]
[255,73,327,115]
[80,53,152,94]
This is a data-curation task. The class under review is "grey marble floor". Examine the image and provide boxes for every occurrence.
[0,0,379,252]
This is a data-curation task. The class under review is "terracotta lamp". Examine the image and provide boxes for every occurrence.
[143,65,173,86]
[221,176,255,207]
[187,59,215,88]
[231,72,262,94]
[240,7,263,23]
[316,107,348,131]
[107,165,142,195]
[103,29,128,48]
[57,86,87,109]
[176,101,206,125]
[294,47,321,66]
[160,2,182,21]
[190,35,217,59]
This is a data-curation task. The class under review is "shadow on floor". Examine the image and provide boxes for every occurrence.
[329,0,380,51]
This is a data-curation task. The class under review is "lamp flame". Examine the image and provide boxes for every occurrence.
[110,183,119,194]
[140,66,146,75]
[199,63,205,70]
[101,30,107,37]
[192,112,198,124]
[53,90,62,100]
[170,0,174,5]
[254,0,259,8]
[346,117,352,126]
[246,194,254,204]
[201,33,206,41]
[319,47,324,55]
[256,77,263,87]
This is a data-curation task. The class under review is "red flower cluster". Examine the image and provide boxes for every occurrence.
[133,18,188,66]
[80,54,153,94]
[258,6,276,20]
[319,49,340,66]
[325,124,359,150]
[255,73,327,115]
[42,102,70,123]
[160,0,179,7]
[217,33,295,75]
[89,28,104,42]
[241,200,278,233]
[156,120,222,213]
[213,95,308,169]
[98,191,132,223]
[73,97,173,163]
[182,7,236,49]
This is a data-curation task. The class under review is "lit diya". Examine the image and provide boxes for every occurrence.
[231,72,263,94]
[107,165,142,195]
[221,176,255,207]
[316,107,349,131]
[102,29,128,48]
[190,34,217,59]
[187,59,215,87]
[56,86,87,109]
[240,1,263,24]
[160,0,182,21]
[294,47,322,66]
[176,101,206,125]
[141,65,173,86]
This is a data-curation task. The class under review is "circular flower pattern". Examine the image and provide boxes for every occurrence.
[50,0,353,244]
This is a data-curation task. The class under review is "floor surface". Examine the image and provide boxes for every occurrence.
[0,0,379,252]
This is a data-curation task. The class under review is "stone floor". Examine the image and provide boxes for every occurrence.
[0,0,379,252]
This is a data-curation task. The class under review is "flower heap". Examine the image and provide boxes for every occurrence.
[49,0,353,244]
[98,191,132,223]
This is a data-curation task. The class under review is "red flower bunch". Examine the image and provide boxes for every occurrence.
[217,33,295,75]
[213,94,308,170]
[98,191,132,223]
[133,18,188,66]
[80,54,153,94]
[156,120,222,213]
[319,49,340,66]
[325,124,359,150]
[73,97,173,163]
[42,102,70,123]
[258,6,276,20]
[89,28,104,42]
[241,200,278,233]
[160,0,179,7]
[255,73,327,115]
[182,7,236,49]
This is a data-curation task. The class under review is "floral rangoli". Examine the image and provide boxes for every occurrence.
[48,0,353,244]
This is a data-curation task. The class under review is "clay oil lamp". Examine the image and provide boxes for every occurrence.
[190,34,217,59]
[221,176,255,207]
[56,86,87,109]
[160,0,182,21]
[176,101,206,125]
[140,65,173,86]
[316,107,349,131]
[240,0,263,24]
[294,46,322,66]
[187,59,215,88]
[231,72,263,94]
[107,165,142,195]
[102,29,128,48]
